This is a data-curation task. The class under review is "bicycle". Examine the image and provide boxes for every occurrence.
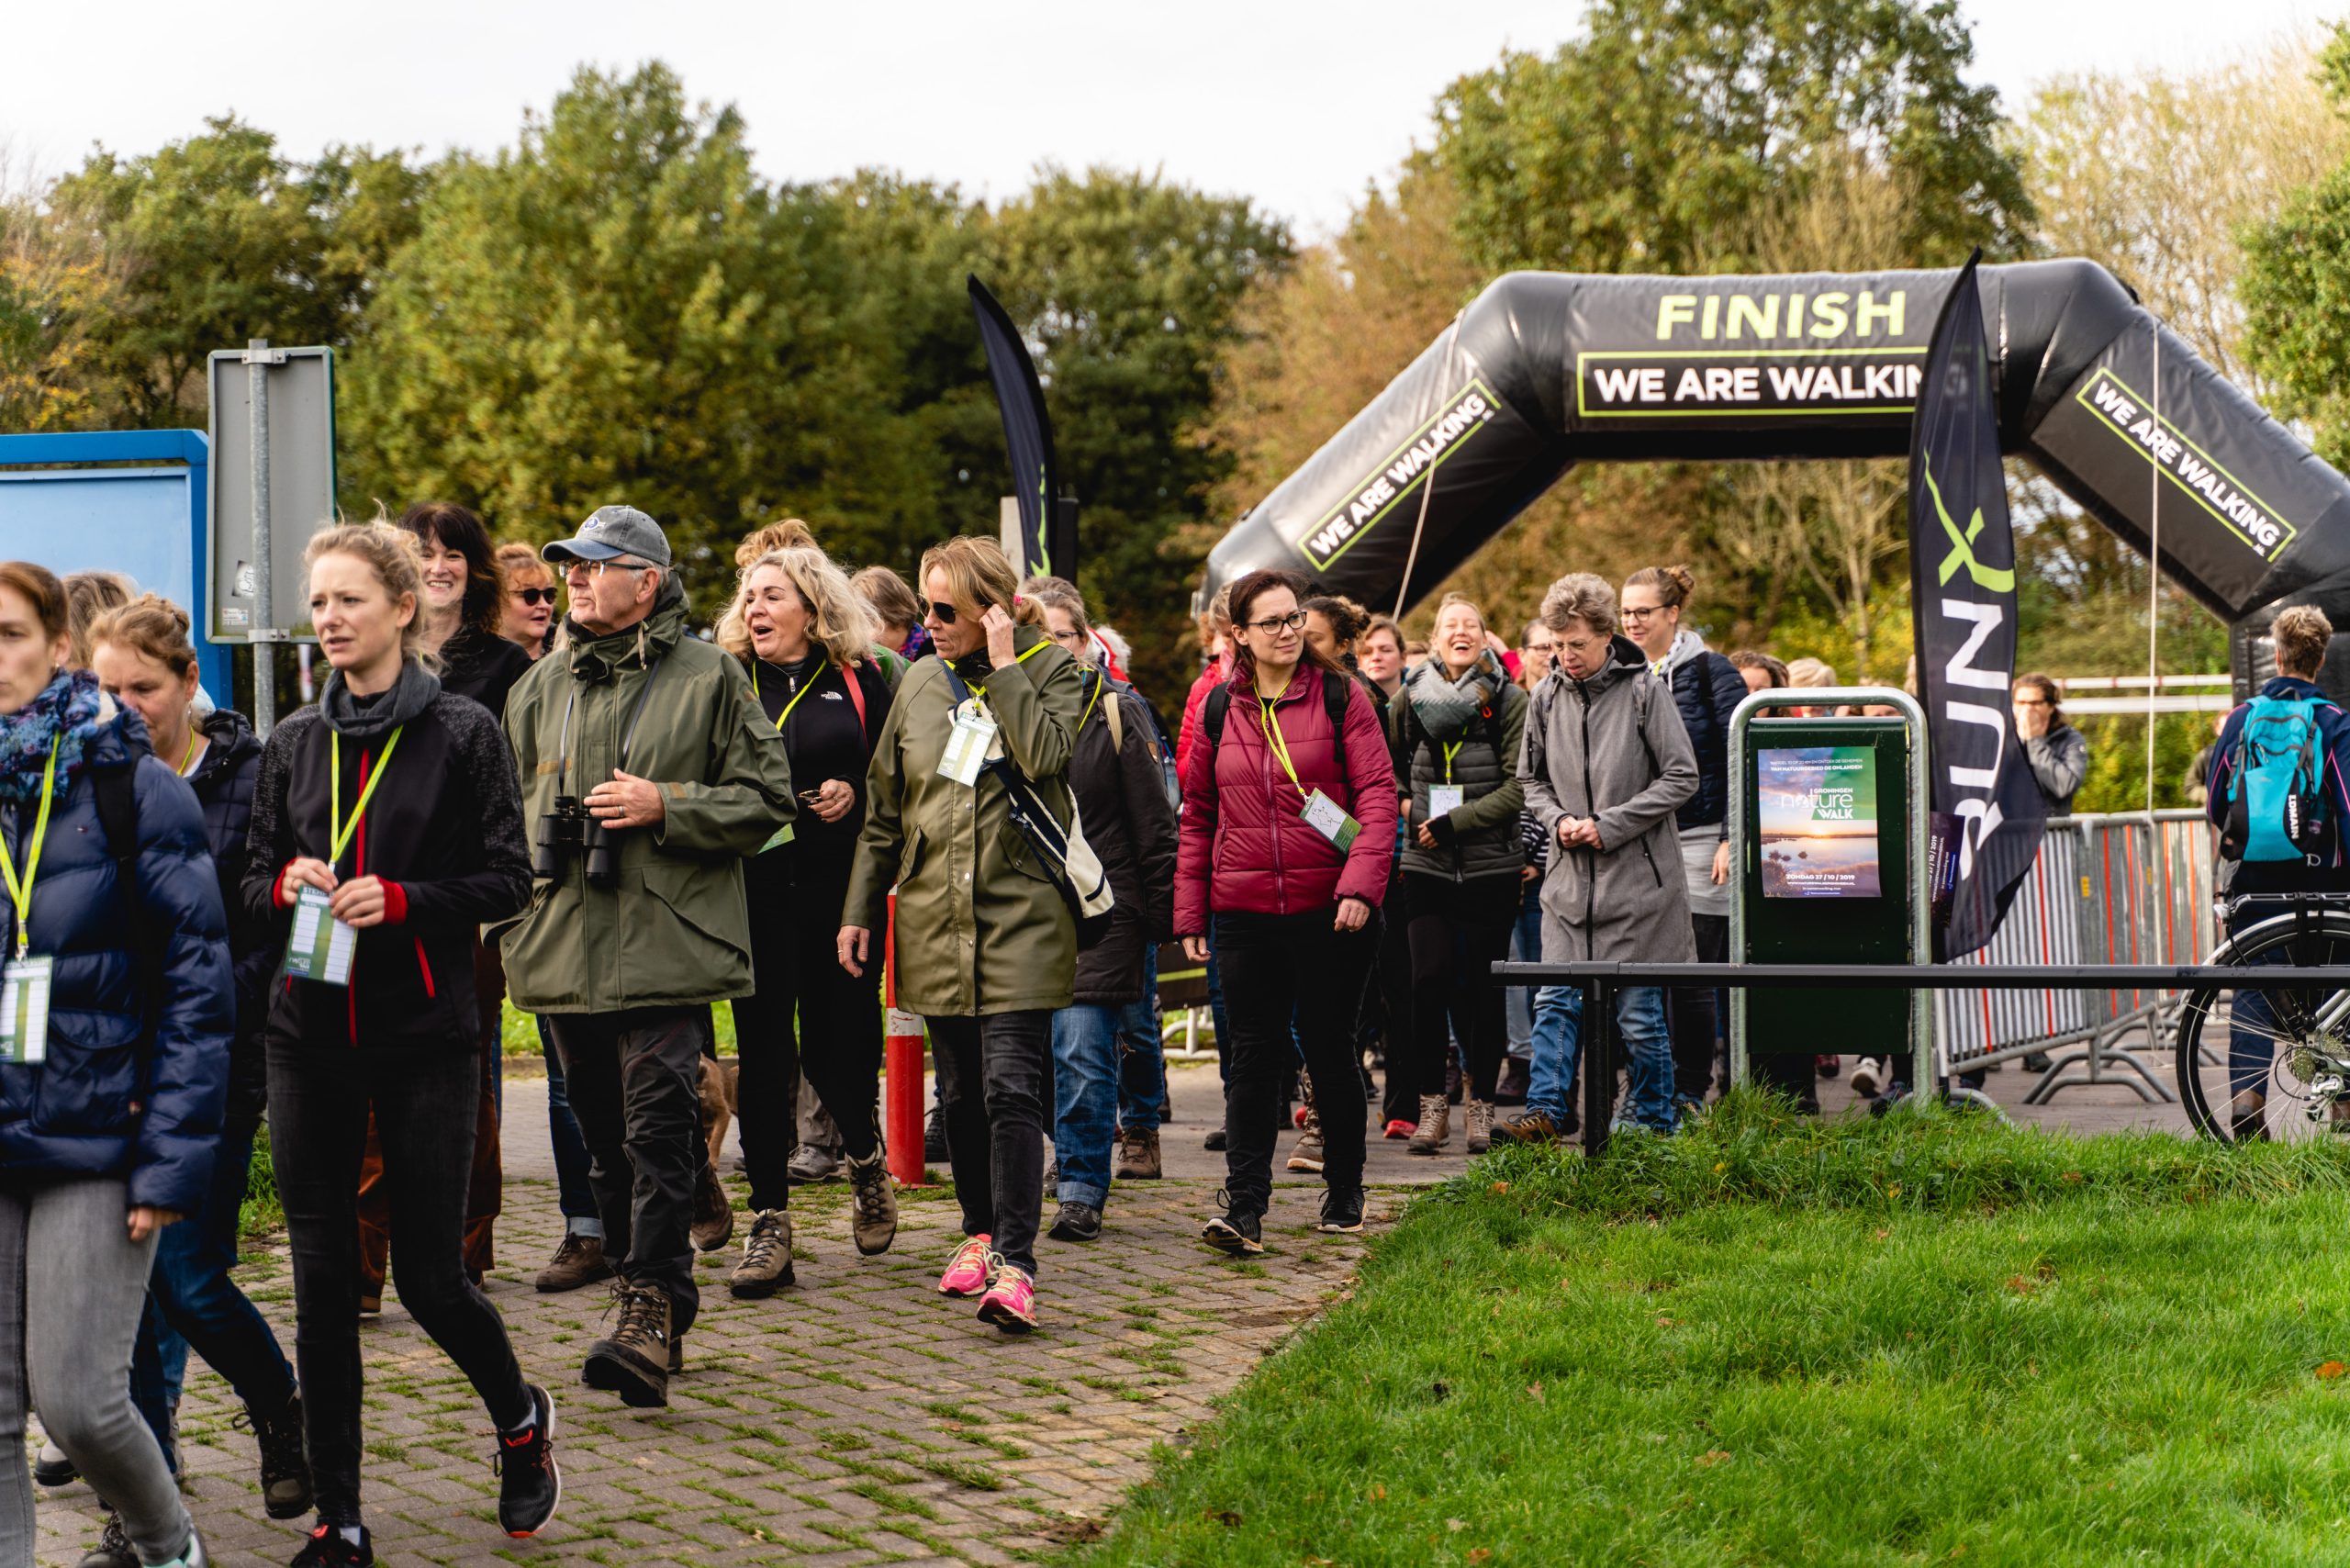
[2177,892,2350,1143]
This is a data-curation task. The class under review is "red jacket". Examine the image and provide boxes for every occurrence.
[1174,655,1231,791]
[1176,663,1398,933]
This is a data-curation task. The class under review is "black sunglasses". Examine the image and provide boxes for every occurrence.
[927,599,959,625]
[513,588,555,607]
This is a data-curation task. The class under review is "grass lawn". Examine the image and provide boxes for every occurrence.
[1080,1095,2350,1566]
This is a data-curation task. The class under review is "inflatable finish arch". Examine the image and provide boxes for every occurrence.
[1202,261,2350,647]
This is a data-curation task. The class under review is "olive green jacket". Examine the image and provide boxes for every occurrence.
[496,581,796,1012]
[845,624,1085,1016]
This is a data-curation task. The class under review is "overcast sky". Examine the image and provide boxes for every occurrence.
[4,0,2333,240]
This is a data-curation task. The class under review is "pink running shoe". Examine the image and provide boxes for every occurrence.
[977,1261,1036,1334]
[938,1234,995,1296]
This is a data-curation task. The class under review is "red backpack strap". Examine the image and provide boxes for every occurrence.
[843,659,871,750]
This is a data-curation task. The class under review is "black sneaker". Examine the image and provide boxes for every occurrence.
[1202,1126,1228,1151]
[73,1511,136,1568]
[923,1105,949,1163]
[1048,1202,1102,1242]
[291,1522,373,1568]
[494,1383,561,1537]
[1202,1192,1263,1257]
[234,1387,314,1520]
[33,1439,75,1487]
[1317,1187,1365,1234]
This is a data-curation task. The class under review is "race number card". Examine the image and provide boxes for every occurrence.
[1427,785,1466,818]
[938,700,999,787]
[0,955,51,1065]
[1301,789,1361,854]
[285,884,357,986]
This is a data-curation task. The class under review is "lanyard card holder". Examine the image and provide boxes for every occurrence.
[1301,789,1361,854]
[0,955,50,1065]
[939,698,999,787]
[285,884,357,987]
[1427,785,1466,817]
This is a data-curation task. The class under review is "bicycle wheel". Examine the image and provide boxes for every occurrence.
[2175,911,2350,1143]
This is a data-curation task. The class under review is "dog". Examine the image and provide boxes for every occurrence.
[699,1056,739,1172]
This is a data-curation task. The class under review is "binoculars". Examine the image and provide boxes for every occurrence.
[533,794,621,885]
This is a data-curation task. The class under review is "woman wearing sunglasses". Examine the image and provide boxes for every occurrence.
[841,536,1085,1335]
[494,543,558,660]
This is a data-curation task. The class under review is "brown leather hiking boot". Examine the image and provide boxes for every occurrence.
[583,1280,672,1407]
[1113,1126,1161,1180]
[729,1210,795,1298]
[535,1234,614,1294]
[845,1148,899,1256]
[690,1164,734,1252]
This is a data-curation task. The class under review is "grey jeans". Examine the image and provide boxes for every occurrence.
[0,1177,189,1567]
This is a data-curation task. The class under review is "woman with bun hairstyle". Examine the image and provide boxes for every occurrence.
[841,537,1084,1335]
[0,564,230,1568]
[90,594,311,1543]
[1618,565,1747,1114]
[244,523,554,1562]
[1175,568,1396,1253]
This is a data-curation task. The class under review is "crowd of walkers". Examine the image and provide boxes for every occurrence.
[0,502,2117,1567]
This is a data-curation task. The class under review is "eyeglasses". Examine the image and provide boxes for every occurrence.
[1523,641,1556,655]
[575,558,647,580]
[1246,610,1308,634]
[1048,628,1084,644]
[513,588,555,607]
[1620,606,1663,622]
[926,599,959,625]
[2014,697,2052,707]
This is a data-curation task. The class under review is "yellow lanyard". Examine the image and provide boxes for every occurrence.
[1258,693,1308,800]
[0,740,58,959]
[1440,740,1463,783]
[1077,672,1104,732]
[755,660,827,733]
[177,733,201,778]
[329,727,404,868]
[947,637,1048,701]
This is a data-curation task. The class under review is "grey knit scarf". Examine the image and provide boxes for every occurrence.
[1404,651,1506,740]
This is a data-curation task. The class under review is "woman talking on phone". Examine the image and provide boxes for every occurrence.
[714,543,898,1298]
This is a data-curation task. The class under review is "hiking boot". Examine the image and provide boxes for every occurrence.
[582,1280,672,1408]
[1202,1191,1263,1257]
[845,1147,899,1256]
[1048,1202,1102,1242]
[789,1145,841,1183]
[34,1437,75,1487]
[1492,1108,1567,1147]
[670,1331,685,1375]
[1317,1186,1365,1234]
[1285,1124,1325,1173]
[535,1233,614,1294]
[1849,1058,1883,1098]
[690,1164,733,1252]
[74,1512,136,1568]
[237,1387,313,1519]
[728,1210,795,1299]
[494,1383,560,1538]
[291,1521,373,1568]
[1113,1126,1161,1180]
[1406,1093,1449,1155]
[1465,1098,1494,1155]
[923,1105,949,1162]
[977,1260,1037,1333]
[938,1234,996,1296]
[1202,1126,1228,1151]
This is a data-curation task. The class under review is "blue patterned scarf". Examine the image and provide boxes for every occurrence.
[0,667,104,803]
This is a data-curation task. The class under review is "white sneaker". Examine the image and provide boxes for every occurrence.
[1849,1058,1883,1098]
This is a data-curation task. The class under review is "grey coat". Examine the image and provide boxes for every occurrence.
[1519,635,1700,966]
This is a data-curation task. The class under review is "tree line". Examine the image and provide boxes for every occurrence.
[7,0,2350,712]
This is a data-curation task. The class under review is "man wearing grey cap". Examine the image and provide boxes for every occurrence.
[495,505,795,1408]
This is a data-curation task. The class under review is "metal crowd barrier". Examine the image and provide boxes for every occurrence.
[1934,811,2216,1103]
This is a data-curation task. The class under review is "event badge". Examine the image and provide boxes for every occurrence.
[284,885,357,987]
[1427,785,1465,818]
[0,955,51,1065]
[1301,789,1361,853]
[939,700,998,787]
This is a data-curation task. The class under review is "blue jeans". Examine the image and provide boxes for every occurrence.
[1524,985,1582,1124]
[129,1114,297,1472]
[1051,1005,1122,1210]
[1117,947,1169,1134]
[1525,986,1674,1132]
[541,1015,602,1235]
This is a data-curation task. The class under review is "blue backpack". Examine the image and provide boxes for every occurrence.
[2224,693,2334,864]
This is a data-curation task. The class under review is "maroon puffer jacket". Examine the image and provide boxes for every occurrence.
[1175,662,1398,932]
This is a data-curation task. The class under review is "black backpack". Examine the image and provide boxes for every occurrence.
[1201,673,1352,762]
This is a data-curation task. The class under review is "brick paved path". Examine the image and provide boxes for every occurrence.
[33,1063,1461,1567]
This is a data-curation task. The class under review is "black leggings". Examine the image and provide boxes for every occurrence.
[1215,909,1374,1213]
[1363,864,1418,1126]
[1404,872,1518,1102]
[1668,913,1727,1104]
[931,1010,1052,1276]
[267,1040,530,1521]
[733,854,881,1212]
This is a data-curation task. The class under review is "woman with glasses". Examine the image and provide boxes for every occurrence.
[841,538,1083,1334]
[1176,570,1396,1252]
[2013,674,2087,814]
[494,543,557,660]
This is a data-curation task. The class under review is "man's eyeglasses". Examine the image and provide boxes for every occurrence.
[1246,610,1308,634]
[512,587,555,607]
[575,558,648,580]
[926,599,959,625]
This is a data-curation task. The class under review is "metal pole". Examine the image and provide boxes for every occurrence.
[247,338,274,737]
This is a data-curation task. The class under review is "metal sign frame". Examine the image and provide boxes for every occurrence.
[204,342,336,647]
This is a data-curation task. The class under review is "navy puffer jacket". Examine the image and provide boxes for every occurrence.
[0,702,232,1212]
[1661,633,1747,830]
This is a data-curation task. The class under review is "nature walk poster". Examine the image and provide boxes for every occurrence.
[1759,746,1883,899]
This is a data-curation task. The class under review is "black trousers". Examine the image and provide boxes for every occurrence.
[930,1010,1052,1277]
[1365,864,1418,1126]
[546,1007,707,1335]
[267,1041,529,1520]
[1669,913,1728,1105]
[1215,909,1374,1214]
[1404,872,1518,1102]
[732,859,881,1213]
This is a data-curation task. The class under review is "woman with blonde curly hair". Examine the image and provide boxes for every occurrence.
[716,544,899,1298]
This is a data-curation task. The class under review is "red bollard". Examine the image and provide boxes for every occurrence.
[883,890,928,1187]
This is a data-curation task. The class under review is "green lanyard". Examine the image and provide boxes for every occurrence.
[0,740,58,958]
[1440,740,1463,783]
[329,727,404,868]
[755,660,827,733]
[1258,694,1308,800]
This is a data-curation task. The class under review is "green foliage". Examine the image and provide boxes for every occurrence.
[1432,0,2033,277]
[2067,711,2216,813]
[1081,1103,2350,1567]
[240,1126,280,1238]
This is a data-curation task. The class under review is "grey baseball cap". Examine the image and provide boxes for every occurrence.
[543,505,672,567]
